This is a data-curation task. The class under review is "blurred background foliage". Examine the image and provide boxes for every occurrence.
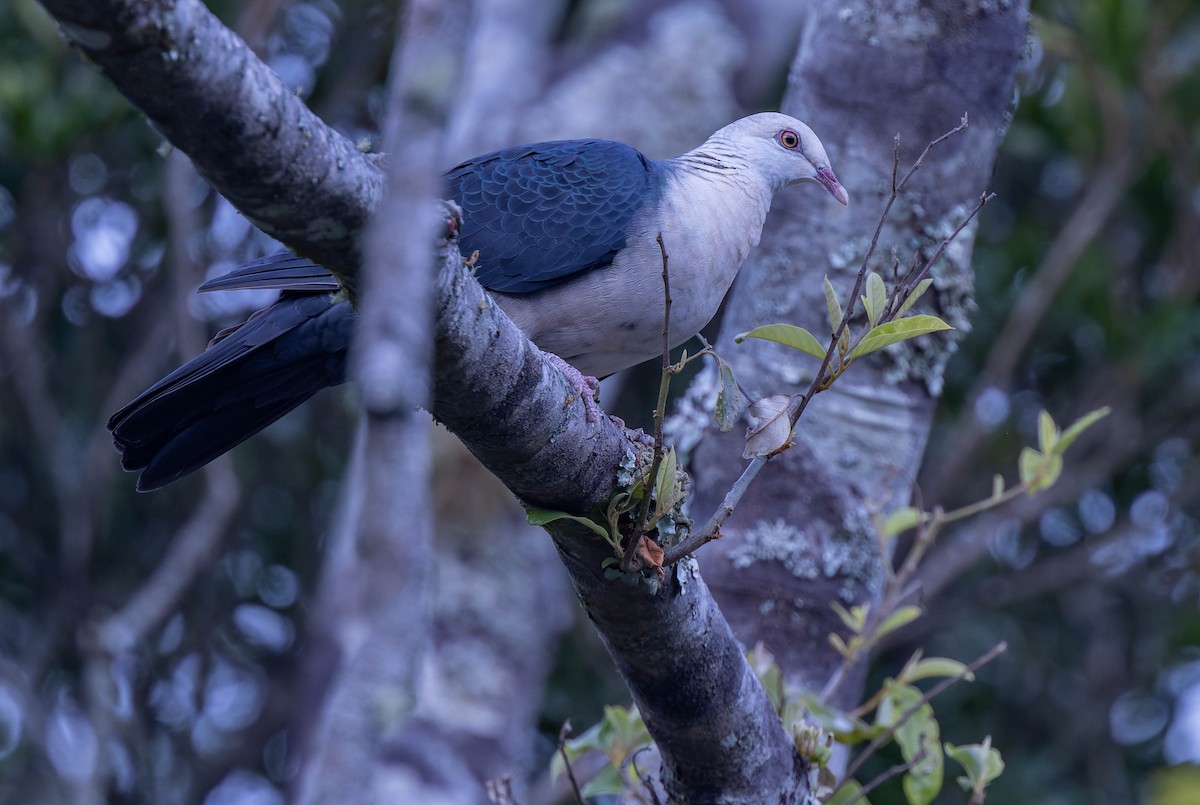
[0,0,1197,803]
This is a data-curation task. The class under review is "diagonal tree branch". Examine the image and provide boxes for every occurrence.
[34,0,809,799]
[39,0,381,292]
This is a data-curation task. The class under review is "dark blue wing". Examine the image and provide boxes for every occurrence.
[444,139,659,293]
[198,139,659,297]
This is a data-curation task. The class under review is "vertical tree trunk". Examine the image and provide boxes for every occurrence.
[685,0,1029,716]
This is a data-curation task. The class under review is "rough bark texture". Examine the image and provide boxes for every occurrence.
[430,233,811,799]
[39,0,381,290]
[681,0,1029,715]
[555,538,807,802]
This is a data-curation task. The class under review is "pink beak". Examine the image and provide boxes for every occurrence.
[816,166,849,206]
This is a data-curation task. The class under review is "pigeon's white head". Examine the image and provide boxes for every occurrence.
[704,112,849,205]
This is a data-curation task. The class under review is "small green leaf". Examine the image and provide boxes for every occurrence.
[604,704,648,748]
[579,765,626,798]
[735,323,826,359]
[876,605,923,641]
[654,447,680,516]
[829,632,850,658]
[714,357,749,432]
[1019,447,1062,494]
[1053,406,1111,455]
[862,272,887,327]
[831,601,866,633]
[991,474,1005,500]
[849,315,953,359]
[877,681,943,805]
[828,780,872,805]
[1037,410,1059,454]
[1018,447,1041,486]
[883,506,923,538]
[525,508,610,539]
[901,657,972,684]
[791,690,877,742]
[946,737,1004,792]
[896,278,934,318]
[824,275,843,333]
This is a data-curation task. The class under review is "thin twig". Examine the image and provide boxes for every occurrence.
[558,721,585,805]
[842,641,1007,783]
[623,234,672,572]
[630,745,664,805]
[819,473,1021,704]
[883,191,995,322]
[924,143,1137,503]
[662,456,767,564]
[801,115,969,421]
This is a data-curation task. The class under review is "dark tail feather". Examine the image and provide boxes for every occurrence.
[197,251,339,293]
[109,293,355,491]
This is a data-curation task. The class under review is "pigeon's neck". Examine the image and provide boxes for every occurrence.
[660,142,775,251]
[671,133,780,190]
[635,149,776,339]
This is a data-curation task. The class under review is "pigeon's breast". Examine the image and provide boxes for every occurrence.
[494,168,772,378]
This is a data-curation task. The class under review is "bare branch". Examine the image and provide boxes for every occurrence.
[841,754,925,805]
[36,0,382,288]
[662,457,767,564]
[624,233,673,572]
[557,721,586,805]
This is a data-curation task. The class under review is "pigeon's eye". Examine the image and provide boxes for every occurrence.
[779,129,800,149]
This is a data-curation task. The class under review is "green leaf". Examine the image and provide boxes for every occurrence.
[831,601,866,633]
[1037,410,1059,454]
[603,704,649,749]
[946,737,1004,792]
[551,707,654,798]
[829,780,872,805]
[654,447,680,516]
[877,682,943,805]
[1053,406,1111,455]
[849,315,953,359]
[862,272,887,327]
[1039,454,1063,491]
[991,474,1005,500]
[713,357,749,432]
[901,657,973,684]
[580,765,627,798]
[1018,447,1063,494]
[875,605,923,641]
[525,507,610,540]
[1018,447,1041,486]
[791,690,878,743]
[896,278,934,318]
[735,323,826,359]
[882,506,923,538]
[824,275,843,333]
